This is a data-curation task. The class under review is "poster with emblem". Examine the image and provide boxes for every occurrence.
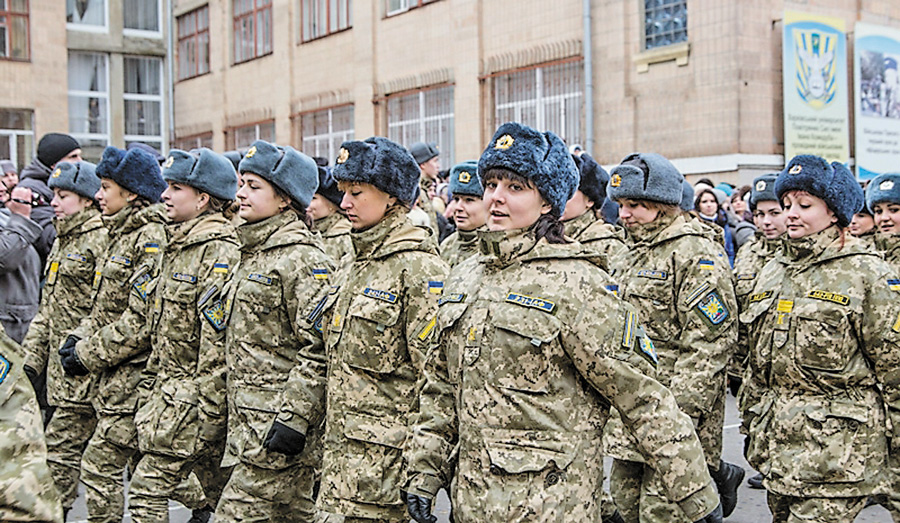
[783,11,849,164]
[854,22,900,179]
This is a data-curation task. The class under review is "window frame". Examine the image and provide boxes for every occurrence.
[295,104,354,163]
[386,84,454,170]
[227,120,276,150]
[174,131,214,152]
[233,0,273,65]
[0,0,30,62]
[0,108,34,171]
[67,51,111,149]
[386,0,437,17]
[642,0,688,51]
[300,0,351,43]
[123,55,165,152]
[123,0,162,38]
[66,0,109,32]
[177,5,210,81]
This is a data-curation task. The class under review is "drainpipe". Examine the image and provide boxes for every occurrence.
[166,0,175,152]
[583,0,594,154]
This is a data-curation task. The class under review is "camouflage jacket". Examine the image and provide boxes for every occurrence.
[0,333,63,523]
[876,232,900,266]
[133,213,239,458]
[417,176,440,234]
[72,203,168,416]
[315,208,448,520]
[22,208,107,407]
[313,212,354,267]
[854,229,878,252]
[740,226,900,497]
[564,210,627,262]
[223,210,334,471]
[405,227,718,522]
[439,228,479,268]
[732,232,781,378]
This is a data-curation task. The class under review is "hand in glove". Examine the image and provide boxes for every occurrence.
[58,337,88,377]
[694,503,724,523]
[405,491,437,523]
[263,421,306,455]
[23,365,43,393]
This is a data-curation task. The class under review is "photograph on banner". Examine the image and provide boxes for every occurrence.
[855,22,900,179]
[782,11,849,164]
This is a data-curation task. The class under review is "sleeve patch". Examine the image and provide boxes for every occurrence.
[892,311,900,333]
[636,269,667,280]
[696,291,729,325]
[428,281,444,294]
[417,316,437,341]
[637,329,658,366]
[749,290,773,303]
[66,253,87,263]
[684,282,711,306]
[47,262,59,285]
[362,287,398,303]
[197,285,219,308]
[698,259,715,270]
[0,354,9,385]
[888,279,900,291]
[213,263,229,274]
[622,310,637,348]
[132,272,152,301]
[144,242,160,253]
[312,268,329,280]
[110,255,132,266]
[605,284,619,297]
[172,272,198,284]
[248,273,273,285]
[505,292,555,313]
[439,293,466,305]
[202,298,228,332]
[736,273,757,281]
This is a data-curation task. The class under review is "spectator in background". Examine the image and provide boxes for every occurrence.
[729,185,757,251]
[0,186,43,343]
[0,160,18,204]
[696,187,736,266]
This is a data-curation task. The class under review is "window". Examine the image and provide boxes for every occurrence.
[66,0,106,29]
[387,86,454,169]
[124,0,160,33]
[301,0,350,42]
[299,105,353,163]
[233,0,272,64]
[644,0,687,50]
[228,120,275,149]
[123,56,164,152]
[494,60,583,148]
[68,52,109,148]
[0,108,33,171]
[386,0,436,16]
[0,0,29,61]
[178,6,210,80]
[174,132,213,151]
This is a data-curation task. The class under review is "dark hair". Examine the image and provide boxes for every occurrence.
[271,183,313,227]
[208,195,237,220]
[481,167,570,244]
[695,189,728,227]
[129,196,153,210]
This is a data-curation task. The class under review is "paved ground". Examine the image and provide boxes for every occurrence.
[67,392,891,522]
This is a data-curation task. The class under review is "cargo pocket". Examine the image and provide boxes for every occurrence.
[438,302,468,383]
[138,381,201,458]
[343,293,403,373]
[795,403,869,483]
[627,279,676,342]
[160,282,198,343]
[231,384,296,468]
[341,412,407,505]
[489,306,561,393]
[795,309,851,372]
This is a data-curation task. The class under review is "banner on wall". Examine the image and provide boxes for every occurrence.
[783,11,849,164]
[854,22,900,179]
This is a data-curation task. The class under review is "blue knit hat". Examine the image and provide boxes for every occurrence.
[574,153,608,205]
[316,165,344,208]
[775,155,863,227]
[866,172,900,212]
[607,153,684,206]
[680,180,695,211]
[332,137,420,206]
[49,161,101,202]
[478,122,579,217]
[239,140,319,210]
[750,174,778,207]
[96,146,166,203]
[162,148,237,201]
[448,160,482,198]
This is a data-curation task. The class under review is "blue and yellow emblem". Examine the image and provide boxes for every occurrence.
[428,281,444,295]
[736,273,756,281]
[110,255,131,266]
[638,332,658,365]
[792,28,838,109]
[144,242,160,253]
[888,279,900,292]
[363,287,398,303]
[66,253,87,263]
[439,293,466,305]
[696,291,729,325]
[698,259,715,271]
[417,316,437,341]
[248,273,273,285]
[202,298,228,332]
[47,262,59,285]
[313,268,329,280]
[749,290,773,303]
[173,272,197,284]
[605,284,619,297]
[0,353,9,385]
[622,310,637,348]
[636,269,667,280]
[132,272,151,301]
[213,263,229,274]
[505,292,555,313]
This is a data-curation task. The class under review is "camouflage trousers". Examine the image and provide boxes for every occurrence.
[45,404,96,509]
[609,459,694,523]
[766,493,866,523]
[128,441,231,523]
[871,453,900,522]
[215,461,317,522]
[316,513,406,523]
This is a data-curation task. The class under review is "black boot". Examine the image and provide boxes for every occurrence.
[709,459,744,517]
[186,505,213,523]
[747,472,763,489]
[603,509,626,523]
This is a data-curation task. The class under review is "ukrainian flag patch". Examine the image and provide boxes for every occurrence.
[505,293,555,313]
[698,259,715,271]
[313,268,329,280]
[0,353,8,385]
[144,243,160,253]
[363,288,398,303]
[202,298,228,332]
[213,263,229,274]
[696,291,729,325]
[888,279,900,291]
[428,281,444,294]
[438,293,466,305]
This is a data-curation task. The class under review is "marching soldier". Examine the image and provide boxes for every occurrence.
[561,153,626,261]
[440,161,485,268]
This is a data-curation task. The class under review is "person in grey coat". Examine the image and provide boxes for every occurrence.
[0,186,43,343]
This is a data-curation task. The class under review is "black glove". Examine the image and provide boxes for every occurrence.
[23,364,43,393]
[263,421,306,455]
[602,509,626,523]
[694,503,724,523]
[59,335,79,356]
[405,491,437,523]
[59,341,88,377]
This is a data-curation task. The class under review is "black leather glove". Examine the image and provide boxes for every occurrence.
[263,421,306,455]
[59,335,79,356]
[694,503,724,523]
[59,343,89,377]
[23,364,43,393]
[405,491,437,523]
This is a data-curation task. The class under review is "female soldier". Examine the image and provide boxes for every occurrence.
[440,160,486,268]
[214,140,335,522]
[403,123,722,523]
[307,136,448,522]
[21,160,106,516]
[309,165,354,265]
[741,155,900,522]
[605,153,742,521]
[57,146,168,523]
[126,148,240,522]
[561,153,625,260]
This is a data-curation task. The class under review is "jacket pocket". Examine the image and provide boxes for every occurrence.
[794,402,869,483]
[795,308,851,371]
[230,383,297,469]
[136,380,200,458]
[340,411,407,505]
[343,293,404,373]
[488,305,561,393]
[159,281,198,342]
[627,279,676,342]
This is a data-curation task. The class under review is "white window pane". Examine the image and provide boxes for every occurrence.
[124,57,161,95]
[68,96,108,134]
[124,100,161,136]
[67,0,106,26]
[124,0,158,31]
[68,52,108,92]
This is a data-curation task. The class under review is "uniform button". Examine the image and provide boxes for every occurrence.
[545,472,559,487]
[490,465,502,475]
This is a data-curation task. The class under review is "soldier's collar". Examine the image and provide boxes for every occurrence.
[477,226,538,268]
[562,210,596,240]
[781,225,840,264]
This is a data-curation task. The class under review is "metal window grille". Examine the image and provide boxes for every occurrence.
[644,0,687,50]
[123,56,164,149]
[300,105,354,164]
[68,51,110,149]
[0,0,28,61]
[494,61,583,147]
[229,120,275,149]
[387,86,454,170]
[233,0,272,64]
[174,132,213,152]
[301,0,350,42]
[178,6,210,80]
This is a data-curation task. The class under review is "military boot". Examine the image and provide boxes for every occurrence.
[186,506,213,523]
[602,509,626,523]
[709,460,744,517]
[747,472,763,489]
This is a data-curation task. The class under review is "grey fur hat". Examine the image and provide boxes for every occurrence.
[332,137,421,206]
[607,152,684,206]
[680,180,695,212]
[96,146,166,203]
[238,140,319,210]
[750,174,778,207]
[774,154,863,227]
[316,166,344,208]
[49,161,101,202]
[448,161,482,198]
[163,148,238,201]
[409,142,439,165]
[866,172,900,212]
[574,153,608,205]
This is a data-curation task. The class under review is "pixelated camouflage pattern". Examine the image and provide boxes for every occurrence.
[0,335,63,523]
[732,232,781,380]
[314,212,355,268]
[767,492,867,522]
[43,405,96,509]
[854,229,878,252]
[740,226,900,498]
[22,208,107,407]
[876,231,900,266]
[314,209,448,521]
[439,228,480,268]
[405,227,718,522]
[563,210,627,262]
[215,462,316,523]
[417,177,440,233]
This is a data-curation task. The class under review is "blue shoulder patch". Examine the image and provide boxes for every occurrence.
[202,298,228,332]
[363,287,398,303]
[505,292,555,313]
[0,353,9,385]
[438,293,466,305]
[696,291,729,325]
[636,269,667,280]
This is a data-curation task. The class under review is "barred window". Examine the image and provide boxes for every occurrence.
[494,60,583,147]
[299,105,354,164]
[67,0,106,29]
[644,0,687,50]
[178,6,210,80]
[174,132,213,152]
[301,0,350,42]
[233,0,273,64]
[228,120,275,149]
[124,56,164,152]
[124,0,159,33]
[386,0,437,17]
[0,108,33,171]
[0,0,29,61]
[68,52,110,149]
[387,85,454,170]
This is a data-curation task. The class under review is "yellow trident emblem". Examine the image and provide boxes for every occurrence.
[337,148,349,164]
[789,164,802,174]
[245,146,257,158]
[163,156,175,169]
[610,173,622,187]
[52,168,62,178]
[494,135,514,150]
[458,171,472,183]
